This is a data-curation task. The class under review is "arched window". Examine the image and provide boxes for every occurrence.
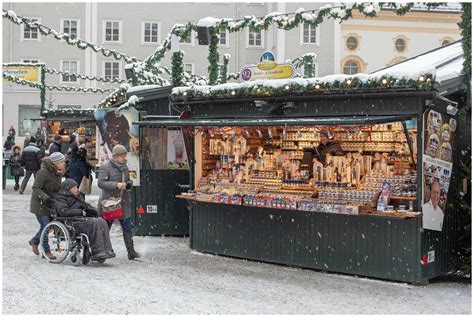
[346,36,358,50]
[441,37,453,46]
[343,60,359,75]
[395,38,406,52]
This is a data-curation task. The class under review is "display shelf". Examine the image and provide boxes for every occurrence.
[390,195,417,201]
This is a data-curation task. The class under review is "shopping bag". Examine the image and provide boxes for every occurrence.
[79,175,92,195]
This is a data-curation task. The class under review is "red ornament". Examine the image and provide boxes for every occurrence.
[422,255,428,265]
[136,205,145,214]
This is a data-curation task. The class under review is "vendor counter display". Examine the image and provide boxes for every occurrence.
[182,123,421,218]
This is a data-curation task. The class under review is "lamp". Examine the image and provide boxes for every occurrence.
[197,26,211,45]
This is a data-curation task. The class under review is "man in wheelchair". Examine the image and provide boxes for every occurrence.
[54,179,116,262]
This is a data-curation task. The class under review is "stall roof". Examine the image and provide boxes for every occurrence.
[42,108,96,121]
[371,40,466,95]
[134,114,415,127]
[124,85,173,105]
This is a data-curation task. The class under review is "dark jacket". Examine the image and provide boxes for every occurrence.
[23,138,31,149]
[3,138,14,151]
[21,144,42,172]
[98,160,131,219]
[316,140,344,163]
[68,140,79,160]
[9,145,23,176]
[54,188,97,218]
[31,159,63,216]
[8,128,15,139]
[49,141,62,154]
[68,157,92,186]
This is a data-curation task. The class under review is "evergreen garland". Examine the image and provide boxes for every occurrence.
[220,54,231,84]
[171,51,185,86]
[40,64,46,112]
[459,3,471,75]
[2,10,136,63]
[208,28,220,85]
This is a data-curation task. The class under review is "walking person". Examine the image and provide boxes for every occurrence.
[68,147,93,199]
[3,136,15,151]
[8,125,16,142]
[9,145,24,191]
[29,152,66,260]
[49,134,62,155]
[19,137,42,194]
[23,132,31,149]
[37,139,47,158]
[98,144,140,260]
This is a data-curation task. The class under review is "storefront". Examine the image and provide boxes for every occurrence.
[41,109,98,164]
[135,69,465,284]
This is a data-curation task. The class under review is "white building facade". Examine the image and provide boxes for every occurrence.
[2,2,462,140]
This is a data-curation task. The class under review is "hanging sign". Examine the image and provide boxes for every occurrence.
[3,65,40,82]
[422,109,456,232]
[240,51,294,82]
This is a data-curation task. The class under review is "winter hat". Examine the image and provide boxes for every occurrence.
[61,179,78,191]
[50,152,65,164]
[112,144,127,157]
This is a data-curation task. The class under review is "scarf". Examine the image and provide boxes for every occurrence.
[110,158,128,171]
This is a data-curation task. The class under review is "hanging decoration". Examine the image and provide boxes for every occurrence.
[45,68,128,84]
[290,53,316,78]
[207,28,220,85]
[2,10,137,63]
[220,54,231,84]
[171,51,185,86]
[170,73,436,102]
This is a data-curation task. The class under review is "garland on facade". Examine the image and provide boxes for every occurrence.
[171,51,185,86]
[207,28,220,85]
[96,83,130,108]
[170,73,436,102]
[42,108,96,116]
[3,72,116,93]
[459,3,471,74]
[2,9,137,63]
[220,54,231,84]
[290,53,317,78]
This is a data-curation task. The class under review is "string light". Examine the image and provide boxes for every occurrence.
[346,79,352,85]
[231,90,236,95]
[418,75,425,82]
[382,78,388,85]
[284,85,290,90]
[315,84,320,90]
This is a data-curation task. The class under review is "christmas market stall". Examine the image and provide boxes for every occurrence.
[136,42,467,284]
[41,108,98,164]
[98,85,190,236]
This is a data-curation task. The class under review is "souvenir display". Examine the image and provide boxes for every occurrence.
[184,123,418,215]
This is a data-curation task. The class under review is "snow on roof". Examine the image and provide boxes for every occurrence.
[371,41,464,83]
[409,3,463,13]
[197,17,222,28]
[126,84,165,94]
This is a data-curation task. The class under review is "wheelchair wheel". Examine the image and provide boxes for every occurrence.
[39,221,71,264]
[70,250,81,266]
[81,242,91,265]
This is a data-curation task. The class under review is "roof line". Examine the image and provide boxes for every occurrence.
[435,54,464,69]
[370,40,462,74]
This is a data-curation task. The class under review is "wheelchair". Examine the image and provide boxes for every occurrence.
[39,217,93,266]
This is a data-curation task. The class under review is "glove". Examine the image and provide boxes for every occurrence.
[125,180,133,190]
[45,198,54,209]
[85,208,98,218]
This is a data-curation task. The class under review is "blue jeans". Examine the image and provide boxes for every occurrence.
[31,215,52,253]
[106,217,133,234]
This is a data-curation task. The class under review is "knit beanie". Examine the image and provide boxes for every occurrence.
[50,152,65,164]
[112,144,128,156]
[61,179,78,190]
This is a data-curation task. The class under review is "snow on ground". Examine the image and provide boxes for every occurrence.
[2,179,471,314]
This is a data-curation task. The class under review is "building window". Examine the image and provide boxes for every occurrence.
[184,63,194,75]
[103,20,121,43]
[346,36,359,50]
[219,29,229,46]
[343,60,360,75]
[61,19,79,39]
[21,18,40,41]
[21,58,40,64]
[395,38,406,52]
[60,60,79,83]
[247,27,262,47]
[18,105,41,136]
[302,22,318,44]
[142,21,160,44]
[103,61,121,80]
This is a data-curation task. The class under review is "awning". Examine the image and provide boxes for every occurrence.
[133,115,415,127]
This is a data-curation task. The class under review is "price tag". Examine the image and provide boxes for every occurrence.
[146,205,158,214]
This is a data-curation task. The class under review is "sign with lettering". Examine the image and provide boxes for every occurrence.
[3,65,40,82]
[240,51,294,82]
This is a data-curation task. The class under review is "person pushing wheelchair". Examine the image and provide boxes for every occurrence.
[54,179,116,262]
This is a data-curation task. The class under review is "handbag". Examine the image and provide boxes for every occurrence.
[101,172,125,221]
[79,174,92,195]
[19,167,25,177]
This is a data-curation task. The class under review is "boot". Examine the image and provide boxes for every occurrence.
[14,184,19,191]
[29,240,39,256]
[45,252,57,260]
[123,232,140,260]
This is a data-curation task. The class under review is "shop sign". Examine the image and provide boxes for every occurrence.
[146,205,158,214]
[240,51,294,82]
[427,250,435,263]
[422,109,456,231]
[3,65,40,82]
[95,107,141,186]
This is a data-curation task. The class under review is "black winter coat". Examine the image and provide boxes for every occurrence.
[54,188,97,217]
[22,144,42,172]
[3,139,14,151]
[49,141,62,154]
[68,158,92,186]
[9,153,23,176]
